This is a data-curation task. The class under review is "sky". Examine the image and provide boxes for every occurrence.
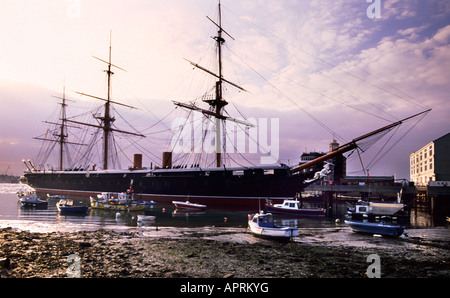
[0,0,449,179]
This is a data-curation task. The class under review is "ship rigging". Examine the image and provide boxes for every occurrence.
[22,1,431,208]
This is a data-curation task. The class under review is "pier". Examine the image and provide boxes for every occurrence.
[303,178,450,221]
[305,183,418,195]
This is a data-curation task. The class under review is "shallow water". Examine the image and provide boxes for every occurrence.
[0,183,339,232]
[1,183,449,251]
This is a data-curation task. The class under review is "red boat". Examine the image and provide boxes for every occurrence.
[172,201,207,211]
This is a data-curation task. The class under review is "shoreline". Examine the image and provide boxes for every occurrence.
[1,227,449,278]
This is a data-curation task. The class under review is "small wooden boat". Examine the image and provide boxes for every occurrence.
[265,199,325,217]
[17,191,48,208]
[172,201,207,211]
[345,220,405,237]
[248,211,298,240]
[56,199,89,214]
[90,192,145,211]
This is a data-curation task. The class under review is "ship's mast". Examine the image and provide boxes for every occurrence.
[59,87,68,171]
[214,1,225,167]
[174,1,250,168]
[103,33,114,170]
[202,0,228,167]
[33,87,84,171]
[66,32,145,170]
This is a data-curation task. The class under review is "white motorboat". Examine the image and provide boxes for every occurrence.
[248,211,298,240]
[265,199,325,216]
[172,201,207,211]
[17,191,48,208]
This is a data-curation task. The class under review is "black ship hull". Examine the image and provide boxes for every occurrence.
[21,166,311,208]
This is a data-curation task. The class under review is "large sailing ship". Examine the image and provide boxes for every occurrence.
[21,2,430,208]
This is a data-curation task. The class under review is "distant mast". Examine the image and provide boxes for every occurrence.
[33,87,77,171]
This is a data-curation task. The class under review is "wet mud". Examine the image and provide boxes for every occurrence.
[0,226,449,278]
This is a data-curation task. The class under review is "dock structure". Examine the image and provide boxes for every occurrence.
[305,183,417,196]
[304,179,450,219]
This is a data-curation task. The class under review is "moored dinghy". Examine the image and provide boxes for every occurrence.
[248,211,298,240]
[265,199,325,217]
[90,192,145,211]
[172,201,207,211]
[56,199,90,214]
[17,191,48,208]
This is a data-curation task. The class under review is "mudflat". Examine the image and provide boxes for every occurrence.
[0,227,448,278]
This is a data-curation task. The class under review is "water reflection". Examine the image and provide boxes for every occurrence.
[0,184,448,232]
[410,205,435,228]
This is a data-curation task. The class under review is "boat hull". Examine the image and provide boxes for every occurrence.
[90,201,145,212]
[57,205,90,214]
[248,222,298,239]
[22,167,311,208]
[248,212,298,240]
[344,220,404,237]
[18,193,48,208]
[20,200,48,208]
[172,201,206,211]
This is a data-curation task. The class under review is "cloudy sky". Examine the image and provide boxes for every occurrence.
[0,0,449,179]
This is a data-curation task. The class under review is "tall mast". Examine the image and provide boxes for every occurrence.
[59,86,67,171]
[103,31,114,170]
[207,0,228,167]
[33,88,84,171]
[177,0,248,168]
[215,1,224,167]
[67,32,144,170]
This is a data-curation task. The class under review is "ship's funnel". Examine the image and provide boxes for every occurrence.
[162,152,172,169]
[133,154,143,170]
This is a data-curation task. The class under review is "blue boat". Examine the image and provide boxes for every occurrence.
[57,199,90,214]
[345,220,405,237]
